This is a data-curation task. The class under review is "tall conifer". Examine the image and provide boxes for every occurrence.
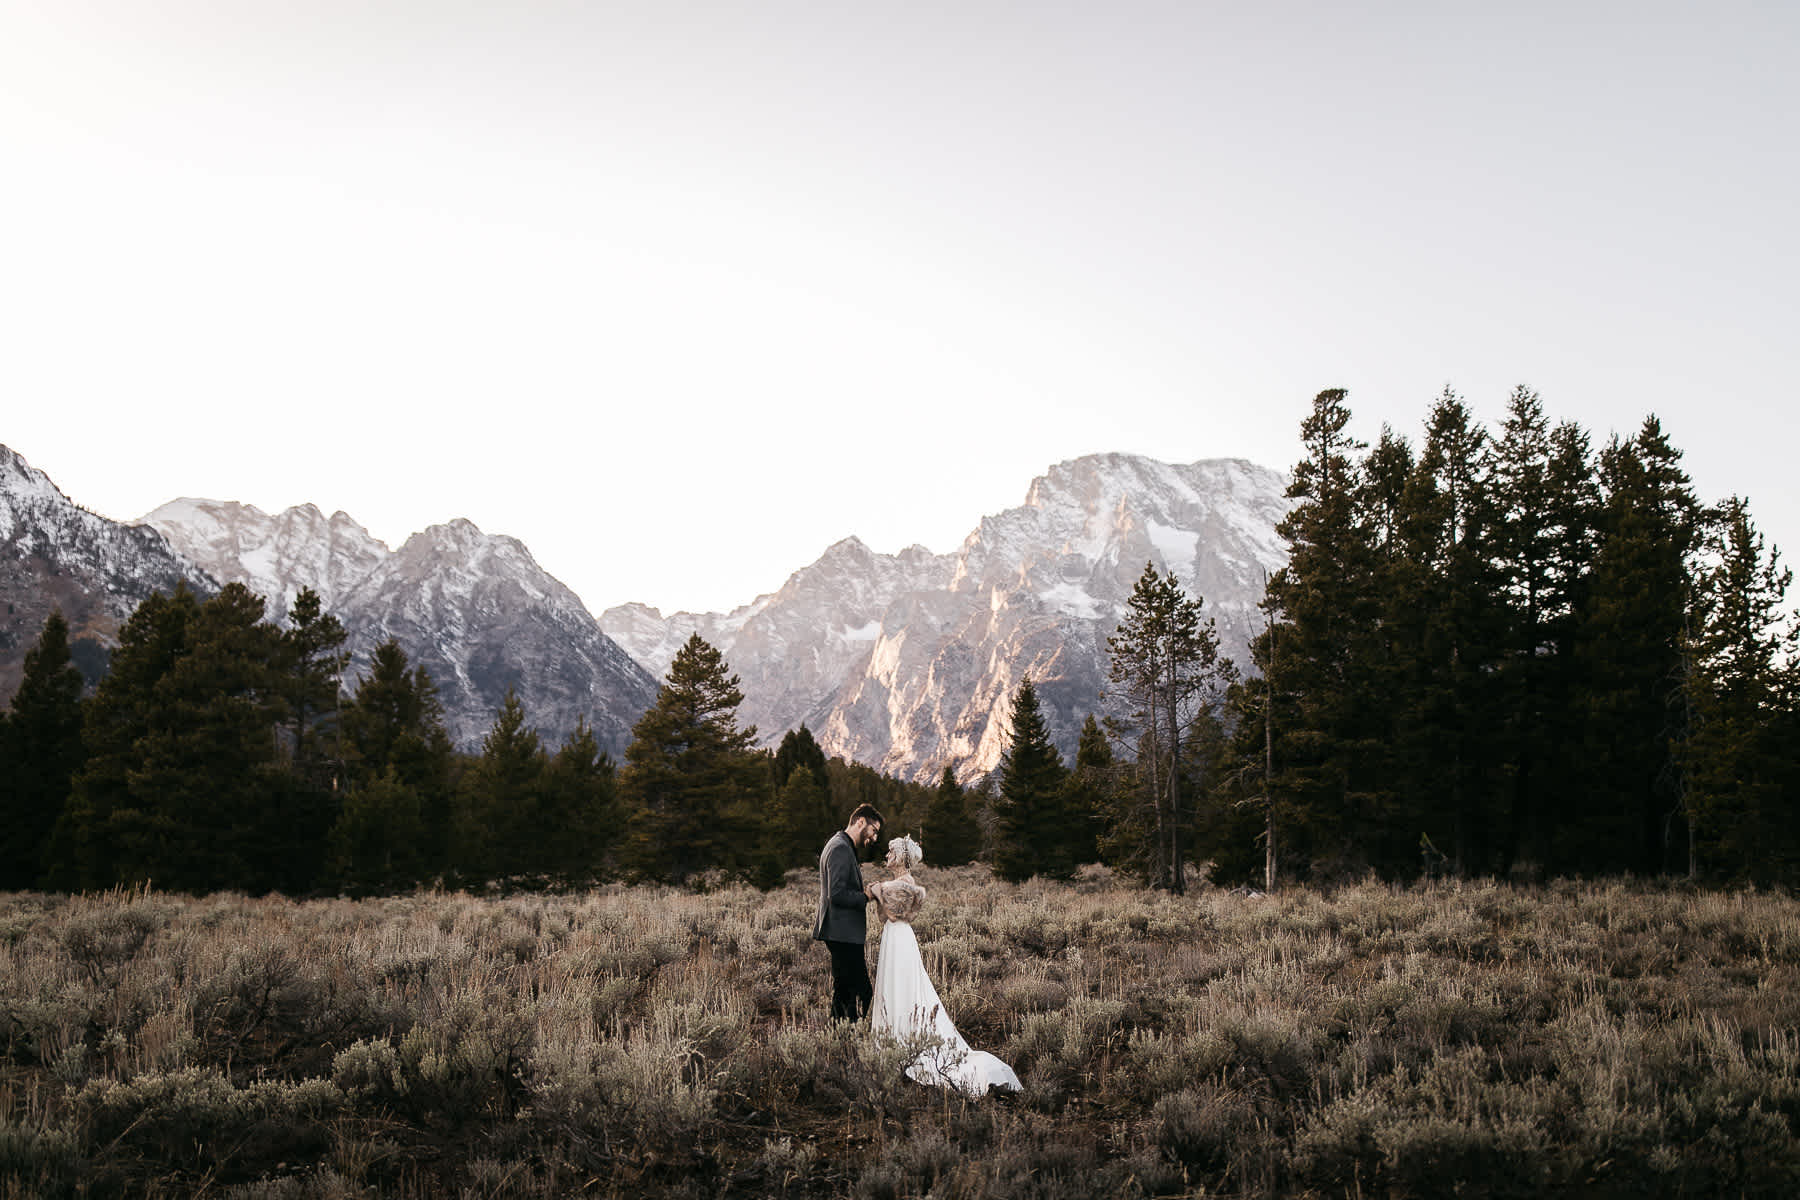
[1255,389,1384,877]
[922,765,982,866]
[543,718,622,886]
[1577,418,1701,872]
[340,640,456,877]
[1106,564,1236,890]
[127,583,290,892]
[1391,390,1504,873]
[989,677,1068,881]
[1680,497,1793,878]
[56,585,202,890]
[460,687,548,884]
[619,634,762,884]
[1,611,87,888]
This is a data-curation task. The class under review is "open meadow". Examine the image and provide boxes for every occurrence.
[3,869,1799,1198]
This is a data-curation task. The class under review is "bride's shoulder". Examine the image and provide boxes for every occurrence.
[879,874,927,920]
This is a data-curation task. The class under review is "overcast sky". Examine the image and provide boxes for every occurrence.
[4,2,1795,616]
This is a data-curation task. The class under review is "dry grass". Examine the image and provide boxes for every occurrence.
[2,871,1798,1197]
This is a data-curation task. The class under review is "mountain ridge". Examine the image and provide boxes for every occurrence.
[599,453,1291,781]
[4,443,1290,780]
[132,497,659,754]
[1,446,216,699]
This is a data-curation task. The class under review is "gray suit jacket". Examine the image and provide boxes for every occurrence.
[812,830,869,944]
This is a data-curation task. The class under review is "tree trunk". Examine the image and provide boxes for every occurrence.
[1166,664,1185,895]
[1264,664,1276,893]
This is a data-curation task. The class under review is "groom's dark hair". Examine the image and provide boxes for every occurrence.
[848,803,885,830]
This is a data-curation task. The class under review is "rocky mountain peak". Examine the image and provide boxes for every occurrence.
[135,501,656,755]
[2,445,213,701]
[603,451,1292,781]
[11,443,1291,782]
[139,497,389,625]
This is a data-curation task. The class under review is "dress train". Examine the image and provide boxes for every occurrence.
[871,920,1022,1097]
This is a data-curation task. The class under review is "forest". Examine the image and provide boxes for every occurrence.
[2,386,1796,895]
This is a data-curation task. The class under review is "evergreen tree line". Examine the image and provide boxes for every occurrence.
[5,385,1794,893]
[1248,387,1799,884]
[987,388,1799,889]
[0,589,962,895]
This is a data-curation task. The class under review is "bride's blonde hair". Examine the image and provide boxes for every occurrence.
[886,835,924,869]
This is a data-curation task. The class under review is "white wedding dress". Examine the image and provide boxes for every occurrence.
[869,873,1022,1097]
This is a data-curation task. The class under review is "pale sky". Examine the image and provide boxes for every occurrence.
[4,2,1795,616]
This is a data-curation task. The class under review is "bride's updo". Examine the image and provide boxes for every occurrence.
[887,835,924,870]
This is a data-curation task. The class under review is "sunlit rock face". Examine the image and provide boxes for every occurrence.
[605,454,1291,782]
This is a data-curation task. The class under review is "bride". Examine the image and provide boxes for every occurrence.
[868,835,1022,1097]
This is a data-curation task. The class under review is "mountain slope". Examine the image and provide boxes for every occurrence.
[603,454,1291,781]
[137,502,658,754]
[0,445,215,700]
[141,498,389,626]
[334,519,659,751]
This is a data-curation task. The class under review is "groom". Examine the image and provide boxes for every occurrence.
[813,803,885,1021]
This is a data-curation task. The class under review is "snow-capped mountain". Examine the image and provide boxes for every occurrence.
[136,502,659,755]
[140,499,389,626]
[331,519,659,752]
[603,454,1291,782]
[0,445,215,699]
[7,444,1289,781]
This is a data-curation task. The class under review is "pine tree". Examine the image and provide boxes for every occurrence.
[128,583,294,892]
[340,640,456,878]
[0,610,87,888]
[329,767,426,894]
[773,753,837,861]
[1105,564,1236,891]
[279,588,349,785]
[619,634,763,884]
[1535,420,1604,862]
[245,588,353,894]
[922,765,982,866]
[459,687,548,884]
[1178,698,1244,884]
[769,725,835,865]
[1680,497,1793,878]
[1221,589,1296,891]
[1348,424,1415,868]
[1389,389,1505,874]
[768,764,832,883]
[1489,390,1581,873]
[54,583,298,894]
[1253,389,1385,879]
[1576,417,1701,873]
[542,718,622,886]
[53,587,202,889]
[773,725,829,792]
[988,678,1070,881]
[1060,713,1112,868]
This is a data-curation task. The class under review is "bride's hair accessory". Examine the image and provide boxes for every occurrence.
[887,834,924,868]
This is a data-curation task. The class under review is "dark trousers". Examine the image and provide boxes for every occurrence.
[825,939,872,1021]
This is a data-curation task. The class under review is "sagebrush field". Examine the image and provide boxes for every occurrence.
[3,869,1798,1198]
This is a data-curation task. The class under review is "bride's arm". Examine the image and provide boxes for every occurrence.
[867,875,895,920]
